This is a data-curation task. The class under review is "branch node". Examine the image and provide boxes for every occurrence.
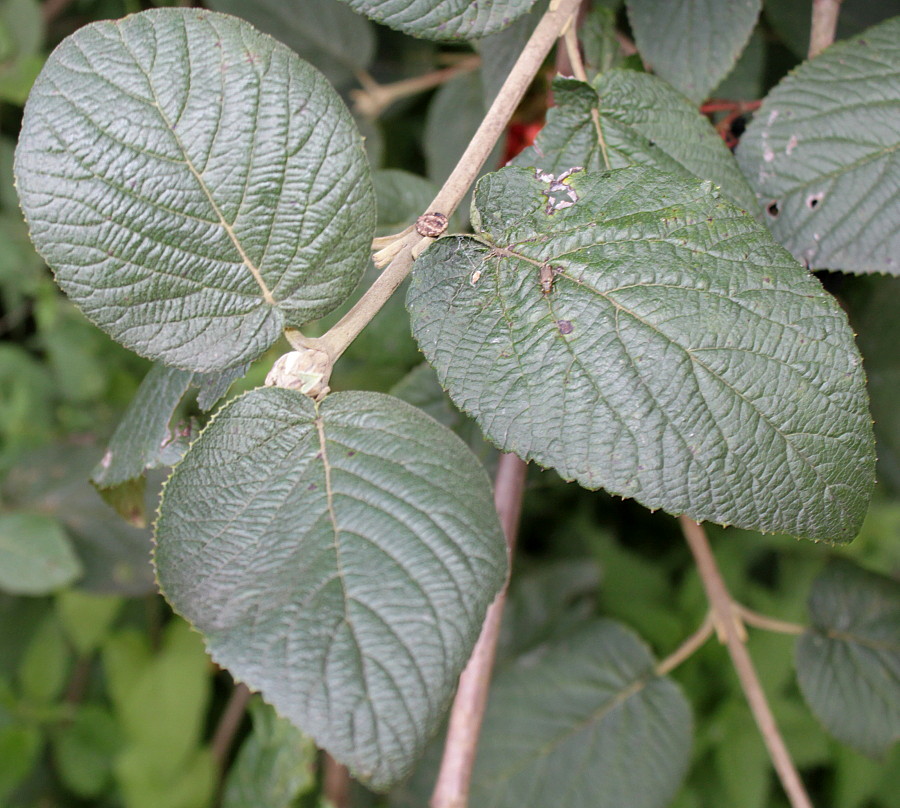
[265,345,332,401]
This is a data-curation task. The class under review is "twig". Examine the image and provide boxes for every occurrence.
[323,754,351,808]
[352,56,481,119]
[211,682,252,770]
[430,453,528,808]
[809,0,844,58]
[562,23,611,169]
[737,605,806,636]
[306,0,583,368]
[655,612,715,676]
[679,517,814,808]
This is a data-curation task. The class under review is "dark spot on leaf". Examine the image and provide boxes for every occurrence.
[762,276,771,283]
[315,451,322,460]
[766,201,780,217]
[347,450,356,457]
[308,483,317,491]
[859,38,868,45]
[556,320,574,335]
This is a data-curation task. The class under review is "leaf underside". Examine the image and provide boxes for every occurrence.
[154,388,508,789]
[15,9,375,372]
[736,16,900,274]
[471,620,693,808]
[795,560,900,758]
[408,166,874,541]
[339,0,538,41]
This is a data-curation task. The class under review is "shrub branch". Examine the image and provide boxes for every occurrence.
[679,517,814,808]
[301,0,583,373]
[430,454,528,808]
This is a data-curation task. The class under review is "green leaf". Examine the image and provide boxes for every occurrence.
[339,0,538,41]
[222,699,317,808]
[0,724,42,803]
[390,363,497,470]
[2,445,156,595]
[56,590,122,655]
[110,619,211,777]
[115,746,216,808]
[195,364,248,411]
[207,0,374,89]
[470,619,692,808]
[626,0,761,104]
[512,71,758,211]
[15,8,375,372]
[92,363,194,493]
[0,513,82,595]
[736,17,900,274]
[408,166,874,540]
[580,4,629,77]
[18,614,70,704]
[52,703,122,798]
[155,388,507,788]
[795,560,900,758]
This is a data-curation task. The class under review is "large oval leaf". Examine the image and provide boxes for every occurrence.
[512,71,758,211]
[408,166,874,541]
[154,388,508,788]
[470,620,692,808]
[15,9,375,372]
[339,0,537,41]
[736,17,900,274]
[627,0,761,104]
[795,560,900,758]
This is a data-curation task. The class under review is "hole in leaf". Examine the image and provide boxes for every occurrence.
[766,201,780,217]
[807,192,824,210]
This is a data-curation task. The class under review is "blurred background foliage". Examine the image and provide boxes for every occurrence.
[0,1,897,806]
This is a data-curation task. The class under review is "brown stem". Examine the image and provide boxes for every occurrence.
[809,0,844,58]
[352,56,481,119]
[308,0,582,367]
[655,612,715,676]
[679,517,814,808]
[736,604,806,636]
[430,453,528,808]
[211,682,252,771]
[323,754,351,808]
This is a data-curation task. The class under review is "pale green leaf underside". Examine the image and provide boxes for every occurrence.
[471,620,692,808]
[627,0,761,104]
[512,71,758,212]
[408,166,874,541]
[0,512,82,595]
[155,388,508,789]
[15,9,375,372]
[91,363,193,489]
[736,17,900,274]
[339,0,537,40]
[796,561,900,758]
[207,0,374,89]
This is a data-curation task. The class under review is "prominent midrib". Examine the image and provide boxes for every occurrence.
[171,125,277,306]
[137,63,277,307]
